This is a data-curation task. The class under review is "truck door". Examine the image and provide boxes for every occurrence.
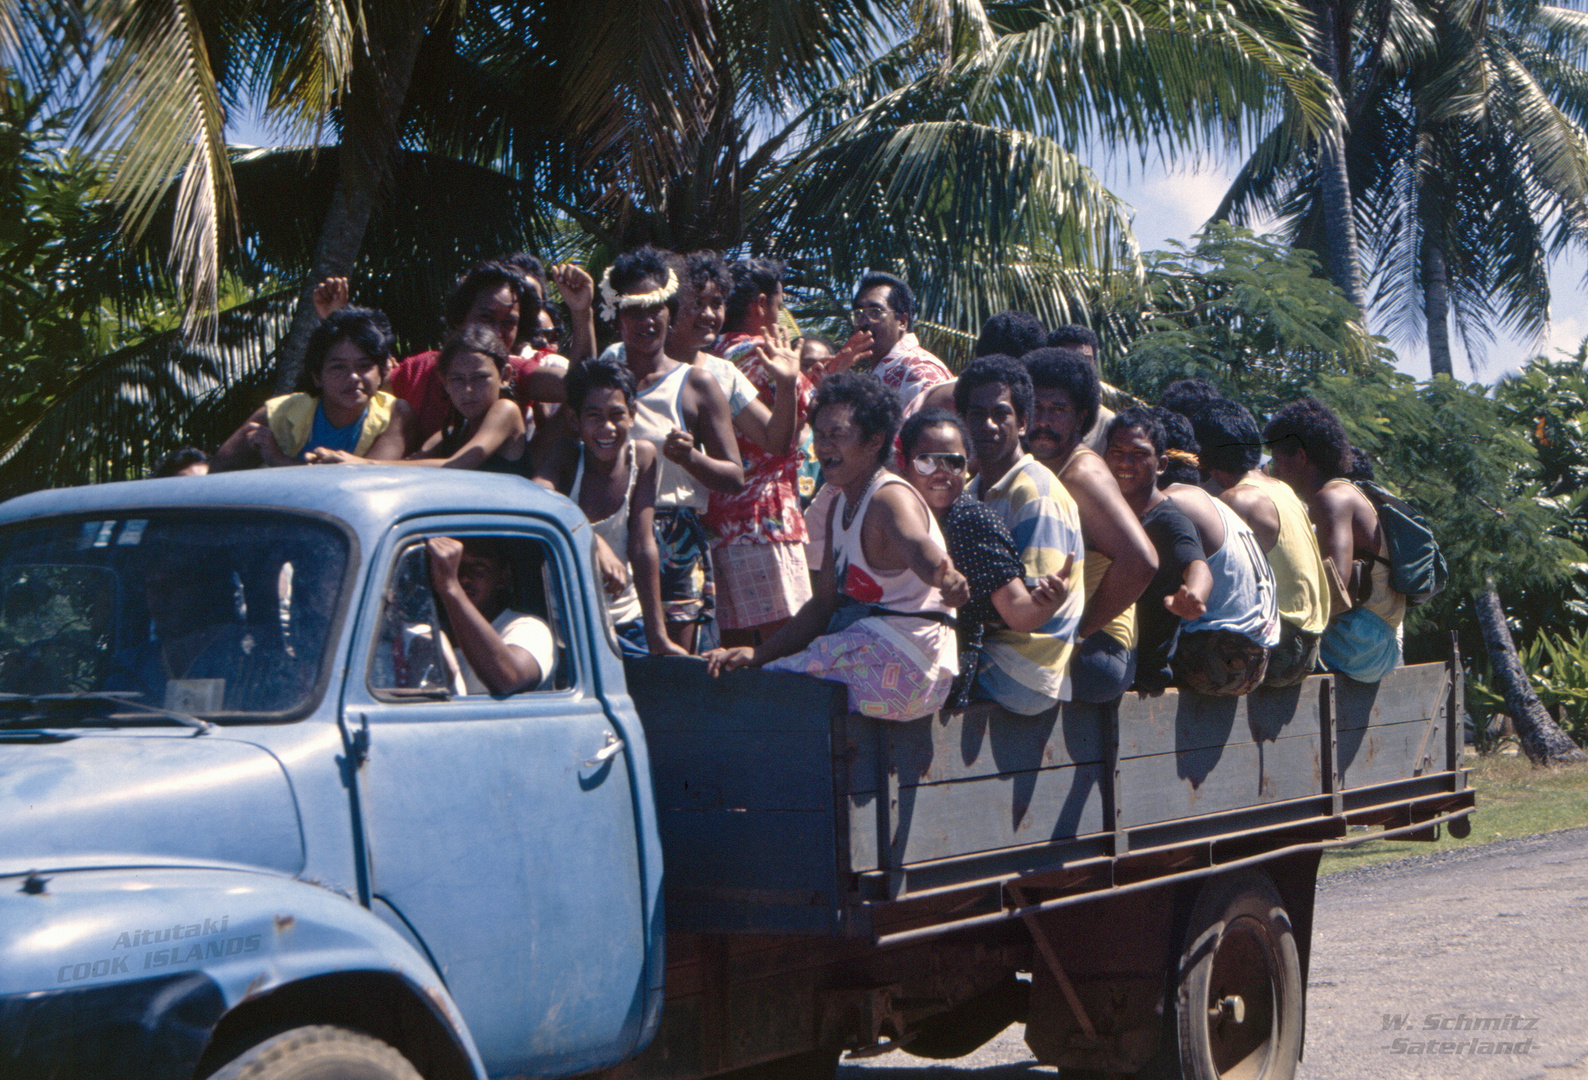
[342,524,648,1077]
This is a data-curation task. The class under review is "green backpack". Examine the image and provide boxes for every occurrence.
[1353,480,1448,606]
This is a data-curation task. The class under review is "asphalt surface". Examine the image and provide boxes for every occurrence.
[839,827,1588,1079]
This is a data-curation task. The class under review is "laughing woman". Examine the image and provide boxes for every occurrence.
[212,308,413,470]
[702,373,969,721]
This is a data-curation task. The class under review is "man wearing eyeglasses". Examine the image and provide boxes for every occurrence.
[849,272,953,416]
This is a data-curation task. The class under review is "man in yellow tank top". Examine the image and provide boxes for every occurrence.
[1191,400,1330,686]
[1263,399,1405,684]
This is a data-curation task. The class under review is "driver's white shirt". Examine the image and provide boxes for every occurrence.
[451,609,556,695]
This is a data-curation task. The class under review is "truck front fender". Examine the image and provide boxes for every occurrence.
[0,866,486,1080]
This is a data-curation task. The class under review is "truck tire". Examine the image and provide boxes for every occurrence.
[1174,870,1303,1080]
[207,1025,424,1080]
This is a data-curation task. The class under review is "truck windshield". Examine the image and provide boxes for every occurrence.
[0,512,349,720]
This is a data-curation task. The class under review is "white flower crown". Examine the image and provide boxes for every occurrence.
[599,266,680,321]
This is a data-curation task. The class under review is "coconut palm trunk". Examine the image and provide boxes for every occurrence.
[274,1,438,393]
[1475,582,1586,764]
[1423,240,1454,377]
[1308,0,1367,313]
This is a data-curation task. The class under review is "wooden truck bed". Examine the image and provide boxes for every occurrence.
[625,651,1474,943]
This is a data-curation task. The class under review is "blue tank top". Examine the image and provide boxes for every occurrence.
[301,401,368,459]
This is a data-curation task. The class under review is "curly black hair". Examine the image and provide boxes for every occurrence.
[954,354,1035,423]
[899,408,972,461]
[1157,377,1225,420]
[1106,405,1166,457]
[1191,398,1263,474]
[566,356,637,415]
[609,246,681,319]
[150,446,208,478]
[1263,397,1351,479]
[811,372,902,465]
[724,257,786,331]
[975,311,1047,358]
[296,306,397,394]
[438,325,509,378]
[1046,323,1099,356]
[679,250,732,301]
[501,252,547,297]
[444,260,538,330]
[1024,347,1099,435]
[1153,406,1202,489]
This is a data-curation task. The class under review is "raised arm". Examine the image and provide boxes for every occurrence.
[552,264,597,364]
[427,537,541,695]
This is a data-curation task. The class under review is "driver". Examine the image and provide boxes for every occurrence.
[427,537,555,695]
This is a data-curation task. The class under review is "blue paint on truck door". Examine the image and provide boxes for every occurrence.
[342,522,648,1077]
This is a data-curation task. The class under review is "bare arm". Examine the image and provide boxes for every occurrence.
[1312,484,1359,588]
[1220,483,1280,552]
[552,264,597,364]
[1063,455,1158,638]
[990,556,1075,633]
[629,444,688,656]
[865,484,970,607]
[427,537,540,695]
[404,400,525,469]
[667,370,743,493]
[211,406,272,472]
[361,399,414,461]
[1165,559,1213,619]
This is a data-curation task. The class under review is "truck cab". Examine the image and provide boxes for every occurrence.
[0,468,665,1079]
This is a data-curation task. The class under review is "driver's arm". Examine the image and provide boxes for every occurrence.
[426,538,542,695]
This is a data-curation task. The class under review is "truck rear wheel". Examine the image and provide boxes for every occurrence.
[1174,871,1302,1080]
[207,1025,423,1080]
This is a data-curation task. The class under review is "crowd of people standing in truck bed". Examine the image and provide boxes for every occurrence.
[149,245,1418,719]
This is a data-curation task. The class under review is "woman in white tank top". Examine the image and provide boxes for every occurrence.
[703,374,970,721]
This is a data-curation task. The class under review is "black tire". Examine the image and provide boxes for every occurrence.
[1173,870,1303,1080]
[207,1025,423,1080]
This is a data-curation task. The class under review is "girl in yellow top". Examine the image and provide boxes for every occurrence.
[212,307,412,470]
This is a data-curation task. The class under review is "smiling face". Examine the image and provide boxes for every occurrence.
[617,276,671,358]
[313,338,385,416]
[1104,424,1163,506]
[963,380,1024,480]
[811,402,884,492]
[673,279,724,352]
[460,284,521,354]
[442,350,505,421]
[905,422,969,514]
[1027,385,1082,469]
[578,386,634,464]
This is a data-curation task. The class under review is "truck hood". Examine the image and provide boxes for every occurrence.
[0,735,304,877]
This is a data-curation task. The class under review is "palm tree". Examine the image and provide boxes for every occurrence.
[1,0,1340,493]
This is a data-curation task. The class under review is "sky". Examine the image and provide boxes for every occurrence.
[1104,160,1588,386]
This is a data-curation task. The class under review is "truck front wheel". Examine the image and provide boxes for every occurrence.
[1174,870,1303,1080]
[207,1025,423,1080]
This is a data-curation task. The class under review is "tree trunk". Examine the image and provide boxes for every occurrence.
[1475,583,1586,765]
[274,1,438,392]
[1308,0,1367,314]
[1423,240,1454,378]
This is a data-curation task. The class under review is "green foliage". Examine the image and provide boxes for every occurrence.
[1466,628,1588,748]
[1112,224,1389,400]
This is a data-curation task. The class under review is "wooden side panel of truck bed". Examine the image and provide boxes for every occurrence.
[627,656,1470,940]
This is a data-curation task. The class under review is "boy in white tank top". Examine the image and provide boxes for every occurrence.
[704,373,970,721]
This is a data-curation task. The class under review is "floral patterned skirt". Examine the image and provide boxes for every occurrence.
[765,621,954,721]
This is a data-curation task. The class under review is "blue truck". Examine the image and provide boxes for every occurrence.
[0,469,1473,1080]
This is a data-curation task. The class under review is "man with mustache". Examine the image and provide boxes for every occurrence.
[1023,348,1157,703]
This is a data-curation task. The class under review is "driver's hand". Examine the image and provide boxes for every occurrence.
[426,537,464,593]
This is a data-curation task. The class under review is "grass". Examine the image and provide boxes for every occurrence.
[1319,751,1588,874]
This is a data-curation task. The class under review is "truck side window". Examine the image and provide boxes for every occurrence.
[369,535,572,700]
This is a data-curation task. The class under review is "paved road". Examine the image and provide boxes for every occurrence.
[840,827,1588,1080]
